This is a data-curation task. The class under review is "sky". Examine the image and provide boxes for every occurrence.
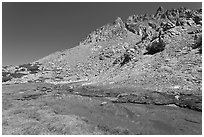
[2,2,202,66]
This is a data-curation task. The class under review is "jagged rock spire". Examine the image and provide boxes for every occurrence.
[155,6,165,17]
[114,17,125,28]
[157,6,164,13]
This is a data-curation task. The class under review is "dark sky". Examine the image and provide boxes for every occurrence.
[2,2,201,66]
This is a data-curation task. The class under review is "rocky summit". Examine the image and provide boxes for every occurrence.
[2,6,202,135]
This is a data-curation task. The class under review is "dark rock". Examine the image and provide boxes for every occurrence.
[176,19,184,26]
[2,76,12,82]
[148,22,157,29]
[161,21,175,31]
[144,38,166,55]
[120,53,132,66]
[141,27,148,40]
[192,34,202,54]
[176,94,202,111]
[193,15,202,25]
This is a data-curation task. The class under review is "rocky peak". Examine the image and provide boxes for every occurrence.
[155,6,165,17]
[113,17,125,28]
[80,17,127,45]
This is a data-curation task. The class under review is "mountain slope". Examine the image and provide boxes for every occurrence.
[3,7,202,95]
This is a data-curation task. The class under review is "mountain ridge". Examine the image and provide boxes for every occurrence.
[2,6,202,96]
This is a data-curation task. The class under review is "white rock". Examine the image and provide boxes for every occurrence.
[175,95,180,100]
[100,102,108,106]
[173,85,180,89]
